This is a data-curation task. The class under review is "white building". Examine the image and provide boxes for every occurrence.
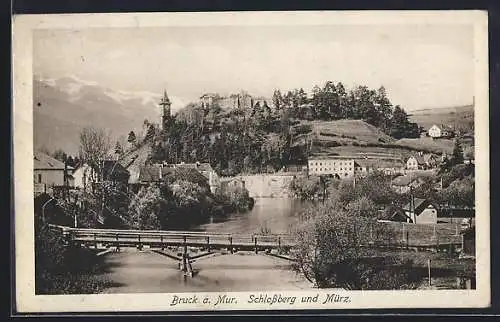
[406,155,426,170]
[34,151,74,194]
[428,125,442,138]
[308,158,357,178]
[428,124,454,139]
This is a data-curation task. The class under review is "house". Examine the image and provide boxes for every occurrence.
[353,160,374,176]
[220,177,246,194]
[383,206,411,223]
[428,124,443,138]
[354,159,405,176]
[175,162,220,194]
[406,155,426,170]
[436,205,475,220]
[391,175,423,194]
[73,160,130,190]
[428,124,455,139]
[34,151,74,195]
[423,154,438,168]
[133,164,211,192]
[403,198,438,224]
[200,93,220,107]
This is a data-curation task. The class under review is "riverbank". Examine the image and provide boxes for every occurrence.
[98,248,313,293]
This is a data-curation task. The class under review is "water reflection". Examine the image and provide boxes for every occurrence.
[198,198,304,235]
[100,198,312,293]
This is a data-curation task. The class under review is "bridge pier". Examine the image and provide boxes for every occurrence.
[115,234,120,252]
[137,234,143,250]
[179,236,194,277]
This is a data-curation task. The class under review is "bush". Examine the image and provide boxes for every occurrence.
[290,199,421,289]
[222,185,255,212]
[35,218,114,294]
[125,185,164,230]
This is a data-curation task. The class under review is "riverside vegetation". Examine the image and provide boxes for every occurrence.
[35,80,474,293]
[287,144,474,290]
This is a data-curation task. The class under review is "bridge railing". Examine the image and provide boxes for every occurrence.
[51,225,297,249]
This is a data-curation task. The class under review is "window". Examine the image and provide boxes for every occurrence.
[38,173,42,183]
[345,173,348,176]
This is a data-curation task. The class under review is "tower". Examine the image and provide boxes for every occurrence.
[159,89,172,131]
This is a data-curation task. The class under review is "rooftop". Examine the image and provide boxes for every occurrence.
[34,151,73,170]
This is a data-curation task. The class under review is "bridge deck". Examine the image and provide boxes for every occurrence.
[50,225,463,252]
[51,225,296,250]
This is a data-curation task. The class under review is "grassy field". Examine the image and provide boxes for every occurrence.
[408,105,474,132]
[293,119,469,158]
[395,137,455,154]
[294,119,395,145]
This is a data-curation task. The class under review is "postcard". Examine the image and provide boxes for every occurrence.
[12,10,490,312]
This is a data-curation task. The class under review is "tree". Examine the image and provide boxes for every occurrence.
[439,176,474,208]
[52,149,68,163]
[272,89,283,112]
[289,176,323,201]
[345,196,378,218]
[451,139,464,166]
[127,131,137,144]
[78,127,112,182]
[144,124,156,143]
[291,199,418,290]
[126,186,163,230]
[389,105,420,139]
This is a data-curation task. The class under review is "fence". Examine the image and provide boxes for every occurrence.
[373,221,463,251]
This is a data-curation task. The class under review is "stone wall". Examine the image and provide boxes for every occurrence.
[234,174,296,198]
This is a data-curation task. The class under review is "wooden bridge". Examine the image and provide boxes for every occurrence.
[50,225,296,253]
[49,225,297,276]
[48,225,464,277]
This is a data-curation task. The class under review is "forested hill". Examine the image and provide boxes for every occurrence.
[140,82,424,175]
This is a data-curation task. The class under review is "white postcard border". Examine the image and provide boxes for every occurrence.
[13,10,490,312]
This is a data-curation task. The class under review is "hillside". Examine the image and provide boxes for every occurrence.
[395,137,456,154]
[33,75,187,154]
[288,118,475,161]
[292,119,395,146]
[408,105,474,132]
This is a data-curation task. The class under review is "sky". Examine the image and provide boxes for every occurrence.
[33,24,474,111]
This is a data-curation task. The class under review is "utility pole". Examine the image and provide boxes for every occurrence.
[410,185,415,224]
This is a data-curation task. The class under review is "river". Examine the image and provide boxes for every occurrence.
[99,198,313,294]
[197,197,304,235]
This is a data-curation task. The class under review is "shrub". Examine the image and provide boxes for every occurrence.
[221,185,255,212]
[290,199,422,289]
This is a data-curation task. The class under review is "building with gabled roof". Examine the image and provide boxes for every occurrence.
[406,155,426,170]
[34,151,74,195]
[403,197,438,224]
[73,160,130,190]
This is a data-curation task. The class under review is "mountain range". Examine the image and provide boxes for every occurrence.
[33,75,187,154]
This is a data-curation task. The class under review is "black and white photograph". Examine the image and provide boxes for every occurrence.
[13,11,490,312]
